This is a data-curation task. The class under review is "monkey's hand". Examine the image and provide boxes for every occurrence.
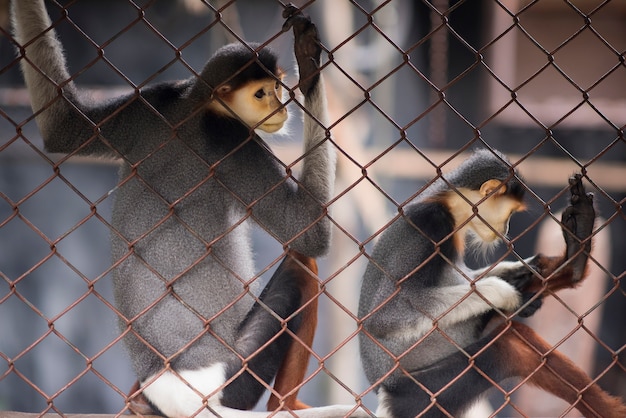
[516,176,596,295]
[495,263,544,318]
[561,174,595,282]
[283,4,322,96]
[518,292,543,318]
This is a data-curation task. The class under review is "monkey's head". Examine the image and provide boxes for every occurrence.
[201,43,288,133]
[443,149,526,245]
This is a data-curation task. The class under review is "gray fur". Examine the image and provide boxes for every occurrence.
[443,149,514,190]
[358,149,524,389]
[428,149,522,197]
[12,0,333,385]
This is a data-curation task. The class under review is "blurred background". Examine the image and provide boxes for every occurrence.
[0,0,624,416]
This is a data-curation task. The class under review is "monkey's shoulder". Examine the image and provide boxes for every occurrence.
[400,199,456,244]
[369,199,457,268]
[139,80,191,112]
[97,80,191,128]
[362,199,457,293]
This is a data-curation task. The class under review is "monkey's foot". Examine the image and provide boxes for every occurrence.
[292,399,312,409]
[561,174,595,278]
[282,4,322,96]
[128,380,163,416]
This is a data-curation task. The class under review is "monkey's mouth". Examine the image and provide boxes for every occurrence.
[259,122,284,133]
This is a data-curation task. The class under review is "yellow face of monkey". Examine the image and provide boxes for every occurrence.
[447,179,526,248]
[208,77,288,133]
[467,194,525,243]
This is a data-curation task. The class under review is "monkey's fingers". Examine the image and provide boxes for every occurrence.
[527,176,596,293]
[282,3,322,96]
[560,174,595,281]
[567,174,594,212]
[282,4,316,39]
[282,4,301,26]
[567,174,582,201]
[128,381,161,416]
[561,175,595,253]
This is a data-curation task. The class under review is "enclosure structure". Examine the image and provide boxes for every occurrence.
[0,0,625,416]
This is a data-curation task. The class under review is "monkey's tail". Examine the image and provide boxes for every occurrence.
[220,250,317,411]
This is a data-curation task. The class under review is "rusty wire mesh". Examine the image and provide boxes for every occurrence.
[0,0,625,416]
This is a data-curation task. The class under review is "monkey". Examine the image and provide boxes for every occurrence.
[358,149,626,418]
[12,2,364,417]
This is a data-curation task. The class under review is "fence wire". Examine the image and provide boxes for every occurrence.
[0,0,625,417]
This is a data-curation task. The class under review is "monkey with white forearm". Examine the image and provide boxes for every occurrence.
[359,149,626,418]
[12,2,360,417]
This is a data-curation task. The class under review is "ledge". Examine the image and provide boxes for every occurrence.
[0,413,161,418]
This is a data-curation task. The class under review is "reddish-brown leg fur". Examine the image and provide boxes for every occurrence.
[383,320,626,418]
[128,379,159,416]
[497,321,626,418]
[503,177,626,416]
[267,251,319,411]
[126,252,319,415]
[525,255,579,294]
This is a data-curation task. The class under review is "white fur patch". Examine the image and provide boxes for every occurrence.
[375,388,392,418]
[142,363,226,418]
[142,363,367,417]
[437,277,520,330]
[389,274,522,343]
[473,276,521,312]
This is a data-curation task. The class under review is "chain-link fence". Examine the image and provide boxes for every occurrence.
[1,0,624,416]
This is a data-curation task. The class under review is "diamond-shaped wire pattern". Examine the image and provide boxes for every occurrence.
[1,1,624,417]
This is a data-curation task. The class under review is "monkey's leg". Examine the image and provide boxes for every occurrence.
[220,250,312,410]
[493,321,626,418]
[268,252,319,411]
[124,254,317,415]
[380,321,625,418]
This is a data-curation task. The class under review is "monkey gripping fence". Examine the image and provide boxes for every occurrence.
[0,0,625,416]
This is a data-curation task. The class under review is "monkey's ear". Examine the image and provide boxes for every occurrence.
[216,85,232,96]
[480,179,507,197]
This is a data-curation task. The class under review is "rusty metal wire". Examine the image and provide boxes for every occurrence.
[1,0,625,417]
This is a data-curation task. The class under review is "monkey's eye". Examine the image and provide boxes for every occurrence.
[254,89,265,99]
[275,81,280,90]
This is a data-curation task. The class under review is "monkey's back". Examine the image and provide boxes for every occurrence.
[109,85,264,379]
[358,199,484,386]
[111,168,256,378]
